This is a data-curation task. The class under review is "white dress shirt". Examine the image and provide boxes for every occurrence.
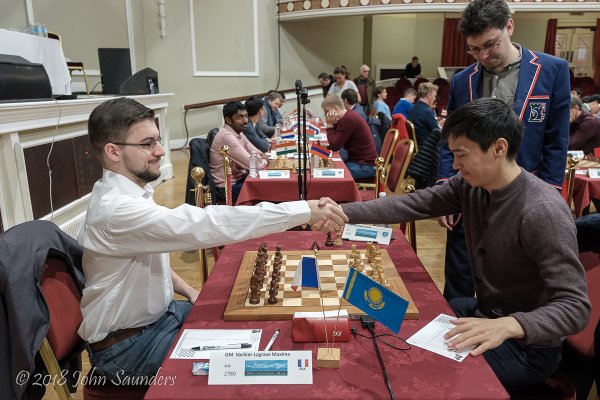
[78,170,310,343]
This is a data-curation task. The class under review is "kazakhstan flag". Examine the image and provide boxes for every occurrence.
[342,268,409,334]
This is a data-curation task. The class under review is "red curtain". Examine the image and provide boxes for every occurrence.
[594,19,600,88]
[544,19,557,55]
[440,18,474,67]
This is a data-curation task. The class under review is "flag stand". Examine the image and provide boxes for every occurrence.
[314,247,341,368]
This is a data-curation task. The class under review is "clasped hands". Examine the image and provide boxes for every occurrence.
[307,197,348,233]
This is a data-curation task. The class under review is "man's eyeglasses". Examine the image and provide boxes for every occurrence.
[466,29,505,55]
[112,137,163,150]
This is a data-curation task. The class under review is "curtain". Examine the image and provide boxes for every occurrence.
[544,19,557,55]
[440,18,474,67]
[594,19,600,88]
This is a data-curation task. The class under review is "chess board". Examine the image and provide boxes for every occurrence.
[224,250,419,321]
[268,158,335,170]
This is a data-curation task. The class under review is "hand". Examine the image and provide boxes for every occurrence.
[325,109,340,127]
[307,198,348,232]
[186,288,200,304]
[444,317,525,356]
[437,215,454,230]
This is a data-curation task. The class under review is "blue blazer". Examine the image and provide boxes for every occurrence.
[438,47,570,188]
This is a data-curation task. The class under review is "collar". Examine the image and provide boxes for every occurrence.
[488,168,526,201]
[223,124,243,137]
[101,169,154,199]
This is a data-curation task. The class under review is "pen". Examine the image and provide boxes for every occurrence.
[263,329,280,351]
[189,343,252,351]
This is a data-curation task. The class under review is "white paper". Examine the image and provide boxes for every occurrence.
[567,150,584,159]
[259,170,290,179]
[575,169,588,175]
[209,351,313,385]
[294,310,348,319]
[406,314,474,362]
[312,168,344,178]
[170,329,262,360]
[589,168,600,179]
[342,224,393,245]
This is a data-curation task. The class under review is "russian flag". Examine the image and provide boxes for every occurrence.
[274,141,296,155]
[291,256,319,291]
[310,142,330,160]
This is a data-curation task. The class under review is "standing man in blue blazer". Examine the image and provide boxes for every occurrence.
[437,0,570,301]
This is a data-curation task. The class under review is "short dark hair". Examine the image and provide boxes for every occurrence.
[318,72,330,80]
[245,95,264,117]
[441,98,522,160]
[88,97,154,161]
[223,101,247,119]
[373,86,386,101]
[333,65,350,79]
[590,94,600,102]
[459,0,511,37]
[341,88,358,105]
[411,56,419,62]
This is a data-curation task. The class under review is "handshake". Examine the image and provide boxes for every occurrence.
[307,197,348,233]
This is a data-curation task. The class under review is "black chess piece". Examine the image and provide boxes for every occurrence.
[325,232,334,247]
[267,286,278,304]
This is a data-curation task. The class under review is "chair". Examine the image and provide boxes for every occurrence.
[47,32,90,94]
[406,120,419,153]
[395,78,412,96]
[413,77,430,91]
[574,76,597,97]
[185,137,218,206]
[432,78,450,114]
[384,139,417,251]
[384,86,400,111]
[406,128,442,189]
[355,128,400,190]
[562,155,580,212]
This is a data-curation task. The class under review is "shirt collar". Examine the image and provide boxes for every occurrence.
[484,43,522,75]
[101,169,154,199]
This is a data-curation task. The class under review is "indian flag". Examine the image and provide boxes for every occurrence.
[274,141,296,155]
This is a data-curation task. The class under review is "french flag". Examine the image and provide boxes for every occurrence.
[291,256,319,291]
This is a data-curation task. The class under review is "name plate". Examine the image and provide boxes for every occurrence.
[567,150,585,159]
[312,168,344,178]
[342,224,393,245]
[208,351,313,385]
[259,170,290,179]
[589,168,600,179]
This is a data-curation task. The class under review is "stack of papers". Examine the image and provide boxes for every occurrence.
[407,314,474,362]
[170,329,262,359]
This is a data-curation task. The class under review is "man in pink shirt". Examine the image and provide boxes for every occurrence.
[210,101,268,203]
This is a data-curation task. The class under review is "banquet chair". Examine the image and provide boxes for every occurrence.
[395,78,412,97]
[406,120,419,153]
[47,32,90,94]
[39,258,149,400]
[562,155,580,212]
[413,77,430,91]
[356,128,399,190]
[384,139,417,251]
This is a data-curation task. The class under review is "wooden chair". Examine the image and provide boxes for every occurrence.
[383,139,417,251]
[406,119,418,153]
[47,32,90,94]
[562,155,580,212]
[356,128,399,191]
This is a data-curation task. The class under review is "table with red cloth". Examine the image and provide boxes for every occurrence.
[236,155,361,205]
[573,172,600,217]
[145,231,509,400]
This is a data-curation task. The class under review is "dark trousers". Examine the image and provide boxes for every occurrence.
[442,218,475,301]
[216,174,247,205]
[449,297,562,389]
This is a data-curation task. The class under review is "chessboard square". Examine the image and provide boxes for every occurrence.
[282,298,303,307]
[320,271,335,278]
[333,264,349,272]
[283,286,302,297]
[321,290,339,298]
[303,298,321,307]
[302,290,320,298]
[284,270,296,278]
[245,298,265,307]
[337,289,345,297]
[321,297,340,306]
[320,283,338,291]
[318,259,333,266]
[331,254,347,260]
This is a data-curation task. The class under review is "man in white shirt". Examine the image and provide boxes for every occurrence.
[78,97,347,383]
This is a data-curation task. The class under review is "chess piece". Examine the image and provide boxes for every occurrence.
[351,244,359,258]
[333,231,343,247]
[249,283,261,304]
[325,232,334,247]
[311,240,321,251]
[267,286,278,304]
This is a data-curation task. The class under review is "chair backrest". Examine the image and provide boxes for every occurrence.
[413,77,430,90]
[406,120,419,153]
[380,128,400,176]
[395,78,412,94]
[386,139,415,194]
[562,156,579,210]
[185,137,217,205]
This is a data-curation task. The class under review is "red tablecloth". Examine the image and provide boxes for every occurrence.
[145,232,508,400]
[573,172,600,216]
[236,158,361,205]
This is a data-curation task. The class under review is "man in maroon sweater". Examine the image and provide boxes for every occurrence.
[569,96,600,155]
[321,95,378,180]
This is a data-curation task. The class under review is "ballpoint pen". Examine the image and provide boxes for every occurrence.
[263,329,280,351]
[189,343,252,351]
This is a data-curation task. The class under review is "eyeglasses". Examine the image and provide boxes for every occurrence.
[466,29,505,55]
[112,136,163,150]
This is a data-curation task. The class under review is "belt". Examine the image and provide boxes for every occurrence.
[89,327,143,353]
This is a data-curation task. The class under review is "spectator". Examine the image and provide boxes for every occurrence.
[341,88,368,122]
[584,94,600,118]
[327,66,360,102]
[318,72,334,98]
[571,87,583,99]
[407,82,439,148]
[372,86,392,120]
[322,95,377,180]
[569,96,600,155]
[405,56,422,79]
[392,87,417,118]
[243,95,271,153]
[353,64,376,113]
[257,91,284,138]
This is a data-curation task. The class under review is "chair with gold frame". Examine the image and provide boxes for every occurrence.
[47,32,90,94]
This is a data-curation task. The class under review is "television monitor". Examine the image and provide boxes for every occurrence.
[98,48,132,95]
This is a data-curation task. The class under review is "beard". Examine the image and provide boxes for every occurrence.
[134,168,161,184]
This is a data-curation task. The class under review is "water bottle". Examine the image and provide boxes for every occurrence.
[32,23,40,36]
[274,123,281,139]
[41,24,48,38]
[249,152,260,178]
